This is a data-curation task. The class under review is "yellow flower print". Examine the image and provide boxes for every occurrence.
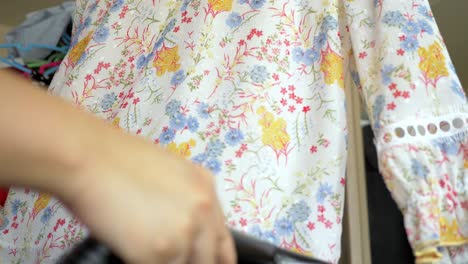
[167,139,196,158]
[32,192,52,219]
[257,106,291,162]
[208,0,233,12]
[112,117,121,128]
[68,31,93,64]
[153,46,181,76]
[320,48,344,88]
[439,217,467,244]
[418,42,449,87]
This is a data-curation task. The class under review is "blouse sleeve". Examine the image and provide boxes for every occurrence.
[344,0,468,262]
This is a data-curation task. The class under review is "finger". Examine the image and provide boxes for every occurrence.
[148,204,195,264]
[215,227,236,264]
[189,222,216,264]
[212,202,237,264]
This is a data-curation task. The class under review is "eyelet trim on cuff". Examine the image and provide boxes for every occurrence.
[374,113,468,149]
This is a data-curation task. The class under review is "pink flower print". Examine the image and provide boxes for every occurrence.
[280,98,287,106]
[239,218,247,227]
[309,145,317,153]
[387,102,396,110]
[317,214,325,223]
[340,177,346,186]
[318,205,326,213]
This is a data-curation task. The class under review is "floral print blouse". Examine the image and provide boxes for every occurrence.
[1,0,468,263]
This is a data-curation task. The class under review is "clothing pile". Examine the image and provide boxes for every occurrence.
[0,1,74,85]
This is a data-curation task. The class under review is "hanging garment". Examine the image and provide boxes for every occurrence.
[4,1,74,61]
[1,0,467,263]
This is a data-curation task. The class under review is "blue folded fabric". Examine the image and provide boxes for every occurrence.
[4,1,74,61]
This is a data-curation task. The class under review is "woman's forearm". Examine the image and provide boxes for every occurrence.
[0,69,114,195]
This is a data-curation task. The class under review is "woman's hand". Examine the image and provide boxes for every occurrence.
[62,131,236,264]
[69,136,238,263]
[0,68,236,264]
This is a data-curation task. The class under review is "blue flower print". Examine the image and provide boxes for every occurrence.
[165,99,182,117]
[100,92,117,110]
[162,19,176,36]
[417,19,433,35]
[159,129,176,144]
[418,5,432,19]
[0,218,9,231]
[41,207,52,224]
[187,116,199,132]
[249,225,263,238]
[206,139,225,158]
[450,80,465,99]
[321,15,338,31]
[262,231,280,245]
[171,70,186,86]
[249,65,269,83]
[93,26,110,42]
[83,17,92,29]
[316,183,333,203]
[170,113,187,130]
[400,37,419,52]
[251,0,266,9]
[73,25,85,46]
[381,64,395,85]
[302,48,320,66]
[110,0,125,12]
[313,32,327,49]
[206,159,222,174]
[89,1,98,13]
[180,0,192,11]
[433,139,459,156]
[292,47,304,63]
[287,200,311,223]
[226,12,243,28]
[402,21,421,35]
[372,95,385,130]
[77,51,89,65]
[197,103,211,119]
[411,159,430,179]
[274,218,294,236]
[382,10,405,27]
[11,199,22,215]
[136,55,149,69]
[154,37,164,51]
[238,0,248,4]
[351,71,360,87]
[225,129,244,146]
[192,153,208,164]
